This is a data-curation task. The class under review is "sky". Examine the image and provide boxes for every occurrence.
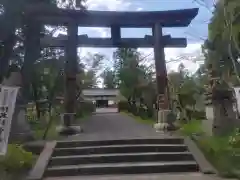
[74,0,214,73]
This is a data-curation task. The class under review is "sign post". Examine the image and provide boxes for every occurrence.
[0,85,19,155]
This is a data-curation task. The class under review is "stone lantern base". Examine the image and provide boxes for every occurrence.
[154,110,170,132]
[57,113,83,136]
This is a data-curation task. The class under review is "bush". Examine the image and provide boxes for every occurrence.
[190,110,206,120]
[0,144,35,172]
[197,135,240,177]
[179,120,204,136]
[131,104,138,116]
[146,107,154,118]
[118,101,129,112]
[76,101,95,118]
[82,101,95,113]
[137,106,146,119]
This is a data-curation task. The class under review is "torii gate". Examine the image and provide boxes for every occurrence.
[6,2,198,133]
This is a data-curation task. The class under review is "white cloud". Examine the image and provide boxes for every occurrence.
[78,0,203,75]
[78,0,132,49]
[136,7,143,11]
[85,0,131,11]
[138,43,203,73]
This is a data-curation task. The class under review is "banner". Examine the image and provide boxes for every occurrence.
[0,86,19,156]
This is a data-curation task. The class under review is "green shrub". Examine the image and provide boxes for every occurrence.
[82,101,95,112]
[0,144,35,172]
[229,128,240,148]
[118,101,129,111]
[197,136,239,176]
[179,120,204,136]
[138,106,148,119]
[190,110,206,120]
[192,129,240,178]
[146,107,154,118]
[76,101,95,118]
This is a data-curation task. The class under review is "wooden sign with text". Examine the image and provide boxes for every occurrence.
[0,86,19,155]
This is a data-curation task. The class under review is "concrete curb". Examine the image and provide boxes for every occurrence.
[184,136,217,175]
[28,141,57,180]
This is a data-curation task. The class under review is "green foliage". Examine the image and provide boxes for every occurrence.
[190,110,206,120]
[113,48,153,100]
[26,106,60,140]
[180,120,240,177]
[197,132,240,177]
[76,101,95,118]
[138,106,149,119]
[179,120,204,136]
[0,144,35,172]
[229,128,240,148]
[122,112,155,125]
[101,68,116,88]
[118,101,129,112]
[204,0,240,81]
[33,122,59,140]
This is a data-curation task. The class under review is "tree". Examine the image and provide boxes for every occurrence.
[101,68,116,89]
[80,52,105,88]
[114,48,143,100]
[203,0,240,84]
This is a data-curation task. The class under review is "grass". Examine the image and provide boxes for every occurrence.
[197,135,240,178]
[121,111,155,125]
[33,121,59,140]
[0,144,36,180]
[29,115,60,140]
[76,113,91,122]
[179,120,240,178]
[179,120,204,136]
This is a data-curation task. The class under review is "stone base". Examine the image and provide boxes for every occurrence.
[154,110,171,132]
[57,125,83,136]
[9,105,35,143]
[203,106,214,136]
[154,123,168,132]
[61,113,76,126]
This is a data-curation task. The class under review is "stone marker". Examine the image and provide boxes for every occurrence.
[2,70,34,142]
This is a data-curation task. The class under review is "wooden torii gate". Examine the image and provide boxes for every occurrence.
[22,4,198,132]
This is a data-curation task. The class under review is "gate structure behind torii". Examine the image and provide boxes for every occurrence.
[23,4,198,132]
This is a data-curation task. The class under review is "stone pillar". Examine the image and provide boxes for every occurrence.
[152,22,170,132]
[203,90,214,136]
[2,70,34,142]
[60,22,81,135]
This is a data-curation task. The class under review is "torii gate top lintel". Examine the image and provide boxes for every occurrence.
[24,4,199,28]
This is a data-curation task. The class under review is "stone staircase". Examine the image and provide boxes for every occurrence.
[42,138,199,178]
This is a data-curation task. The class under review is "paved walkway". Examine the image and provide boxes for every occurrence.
[68,113,171,141]
[95,108,119,114]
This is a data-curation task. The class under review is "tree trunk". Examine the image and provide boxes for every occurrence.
[0,34,15,83]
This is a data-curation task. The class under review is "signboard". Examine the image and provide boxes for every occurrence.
[0,86,19,155]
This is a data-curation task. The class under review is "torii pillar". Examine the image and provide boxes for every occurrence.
[152,22,170,131]
[60,21,81,135]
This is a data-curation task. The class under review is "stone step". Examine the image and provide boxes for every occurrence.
[53,144,188,156]
[45,161,199,177]
[43,173,213,180]
[56,138,184,148]
[49,152,194,166]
